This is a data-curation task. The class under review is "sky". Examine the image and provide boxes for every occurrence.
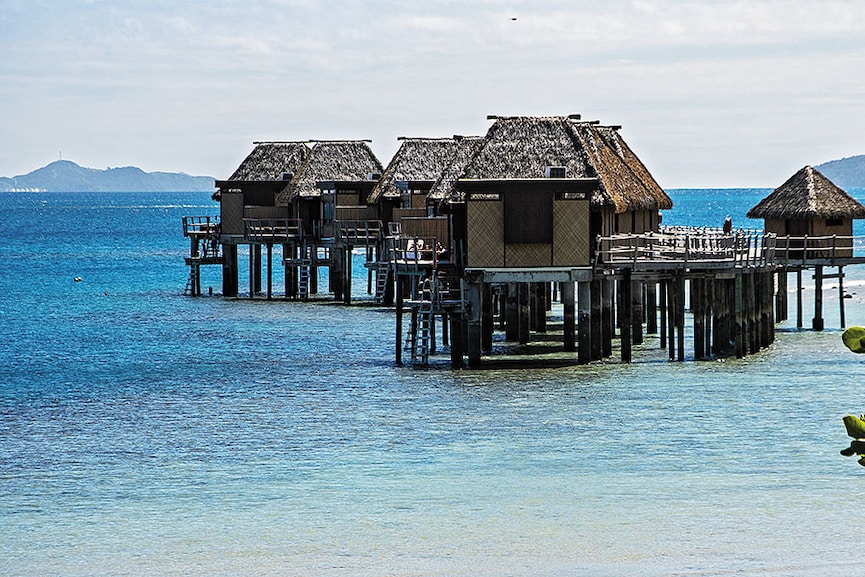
[1,0,864,188]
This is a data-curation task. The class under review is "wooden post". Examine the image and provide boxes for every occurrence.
[813,265,824,331]
[646,281,658,334]
[659,279,667,350]
[248,244,256,298]
[591,278,603,361]
[703,277,713,358]
[578,280,592,363]
[676,272,685,362]
[467,280,482,368]
[602,278,613,358]
[253,244,262,295]
[482,283,494,354]
[775,269,787,323]
[266,244,273,300]
[620,269,633,363]
[450,312,464,368]
[343,248,352,305]
[222,243,238,297]
[796,269,803,329]
[839,265,846,328]
[518,283,530,345]
[631,279,643,346]
[505,283,519,341]
[692,277,705,360]
[563,281,575,353]
[667,278,675,360]
[735,273,745,358]
[395,276,404,365]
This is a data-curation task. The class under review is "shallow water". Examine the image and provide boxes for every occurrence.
[2,191,865,576]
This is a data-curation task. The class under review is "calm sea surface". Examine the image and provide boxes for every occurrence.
[3,190,865,576]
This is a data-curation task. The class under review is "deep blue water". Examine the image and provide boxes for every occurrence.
[2,190,865,576]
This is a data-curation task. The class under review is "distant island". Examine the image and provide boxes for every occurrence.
[0,160,214,192]
[815,155,865,189]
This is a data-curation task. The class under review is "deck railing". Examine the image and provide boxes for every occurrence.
[596,228,865,269]
[386,235,441,273]
[772,234,865,264]
[595,227,776,269]
[243,218,303,243]
[182,215,220,238]
[336,219,383,245]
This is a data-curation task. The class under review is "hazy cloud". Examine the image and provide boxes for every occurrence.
[1,0,864,186]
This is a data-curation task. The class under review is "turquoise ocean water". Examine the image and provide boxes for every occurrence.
[3,189,865,576]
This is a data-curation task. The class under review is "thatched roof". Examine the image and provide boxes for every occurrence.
[276,140,384,205]
[367,138,462,204]
[427,136,486,202]
[747,165,865,220]
[452,116,671,213]
[225,141,311,181]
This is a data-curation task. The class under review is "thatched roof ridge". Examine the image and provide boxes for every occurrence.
[747,165,865,220]
[276,140,384,204]
[461,117,595,180]
[367,138,461,204]
[452,116,670,213]
[428,136,485,202]
[570,123,672,212]
[226,141,311,181]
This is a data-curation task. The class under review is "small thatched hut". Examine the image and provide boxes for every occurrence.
[747,165,865,258]
[275,140,384,240]
[447,115,671,268]
[215,141,311,236]
[368,137,463,214]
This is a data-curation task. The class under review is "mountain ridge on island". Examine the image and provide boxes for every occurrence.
[0,160,214,192]
[815,155,865,189]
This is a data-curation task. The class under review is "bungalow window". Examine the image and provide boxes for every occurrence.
[504,190,553,244]
[826,218,843,227]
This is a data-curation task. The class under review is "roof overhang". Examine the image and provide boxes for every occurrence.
[456,178,599,195]
[316,180,378,192]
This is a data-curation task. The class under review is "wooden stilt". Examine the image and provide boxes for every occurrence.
[631,279,643,346]
[253,244,262,295]
[578,280,592,363]
[266,244,273,300]
[450,312,464,368]
[692,277,705,360]
[776,269,787,323]
[620,270,633,363]
[482,283,494,353]
[796,269,803,329]
[646,281,658,334]
[813,265,824,331]
[659,279,667,350]
[676,272,685,362]
[467,281,482,368]
[591,278,603,360]
[563,281,575,353]
[734,273,745,358]
[395,276,404,365]
[505,283,519,341]
[518,283,530,345]
[248,244,255,298]
[667,278,675,360]
[223,243,238,297]
[602,278,613,358]
[839,266,846,328]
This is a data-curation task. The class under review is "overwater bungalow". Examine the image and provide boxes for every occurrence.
[183,115,865,368]
[213,141,312,297]
[274,140,385,302]
[748,165,865,329]
[390,114,675,366]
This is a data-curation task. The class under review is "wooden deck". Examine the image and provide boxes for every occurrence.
[594,227,865,271]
